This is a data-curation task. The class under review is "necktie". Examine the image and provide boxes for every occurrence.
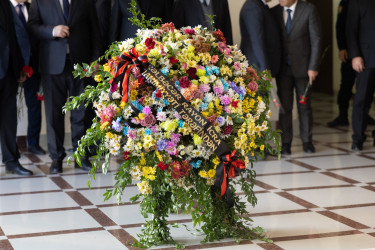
[63,0,70,23]
[17,4,27,28]
[203,0,208,6]
[286,9,292,34]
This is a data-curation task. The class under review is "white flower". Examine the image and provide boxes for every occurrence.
[112,91,121,100]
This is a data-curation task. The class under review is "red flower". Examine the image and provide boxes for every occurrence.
[36,92,44,101]
[145,38,155,49]
[184,28,195,35]
[157,161,168,171]
[247,80,258,92]
[231,101,238,108]
[22,65,34,78]
[299,95,307,104]
[222,125,233,135]
[179,76,192,88]
[155,89,162,98]
[169,57,178,65]
[123,151,131,161]
[186,67,197,79]
[212,29,226,42]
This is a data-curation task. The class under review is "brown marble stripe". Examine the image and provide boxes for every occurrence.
[247,209,310,218]
[287,159,320,171]
[359,154,375,161]
[65,191,93,206]
[108,229,137,250]
[49,176,74,189]
[25,154,42,163]
[325,165,375,171]
[7,227,104,239]
[0,190,62,197]
[276,192,319,208]
[323,145,352,153]
[255,180,278,190]
[0,207,81,216]
[318,211,370,229]
[270,230,361,242]
[85,208,117,227]
[37,164,51,175]
[0,175,46,181]
[0,240,13,250]
[362,186,375,192]
[122,223,144,229]
[283,184,353,192]
[96,201,141,208]
[258,242,284,250]
[324,202,375,210]
[369,232,375,237]
[0,227,5,236]
[257,171,313,177]
[321,172,360,184]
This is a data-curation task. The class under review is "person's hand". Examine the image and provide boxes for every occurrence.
[308,70,318,85]
[18,72,27,83]
[338,49,348,63]
[352,56,365,73]
[53,25,70,38]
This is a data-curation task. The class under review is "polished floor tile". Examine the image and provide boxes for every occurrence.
[1,93,375,249]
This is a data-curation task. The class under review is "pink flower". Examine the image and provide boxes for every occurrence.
[128,129,137,139]
[140,114,156,127]
[220,95,231,106]
[247,81,258,92]
[199,84,210,93]
[224,48,231,56]
[184,28,195,35]
[233,62,241,71]
[100,105,115,125]
[211,55,219,64]
[156,112,167,121]
[207,114,216,126]
[191,89,204,100]
[131,67,141,78]
[159,45,167,56]
[142,106,151,115]
[218,42,226,53]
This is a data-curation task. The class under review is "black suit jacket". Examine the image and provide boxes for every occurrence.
[95,0,111,51]
[173,0,233,45]
[240,0,281,76]
[109,0,174,43]
[28,0,102,75]
[0,0,23,80]
[346,0,375,69]
[272,1,322,78]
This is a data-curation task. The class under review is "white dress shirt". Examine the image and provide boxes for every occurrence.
[59,0,71,13]
[283,0,298,24]
[10,0,28,22]
[200,0,211,6]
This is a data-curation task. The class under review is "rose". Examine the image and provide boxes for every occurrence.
[247,81,258,92]
[145,37,155,49]
[184,28,195,35]
[186,67,197,79]
[140,114,156,127]
[22,65,34,78]
[157,161,168,171]
[222,125,233,135]
[169,57,178,65]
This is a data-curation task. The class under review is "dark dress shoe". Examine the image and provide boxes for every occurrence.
[281,143,291,155]
[368,116,375,125]
[6,163,33,176]
[28,145,46,155]
[327,117,349,127]
[50,160,63,174]
[303,143,315,153]
[75,157,92,171]
[351,143,363,151]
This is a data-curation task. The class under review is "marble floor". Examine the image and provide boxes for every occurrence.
[1,93,375,250]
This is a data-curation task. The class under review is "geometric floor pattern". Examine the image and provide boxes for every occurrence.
[1,93,375,250]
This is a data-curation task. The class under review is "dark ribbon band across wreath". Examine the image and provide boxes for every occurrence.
[111,48,246,206]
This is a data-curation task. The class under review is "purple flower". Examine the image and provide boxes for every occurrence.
[112,120,122,132]
[166,141,178,155]
[217,116,225,126]
[220,95,231,106]
[142,106,151,115]
[199,84,210,93]
[157,139,168,151]
[151,126,158,133]
[131,117,140,125]
[170,133,182,143]
[110,83,118,93]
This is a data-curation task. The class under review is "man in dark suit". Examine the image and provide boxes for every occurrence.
[272,0,322,155]
[327,0,375,128]
[28,0,102,173]
[240,0,281,77]
[346,0,375,151]
[109,0,174,43]
[95,0,111,51]
[0,0,33,175]
[11,0,46,156]
[173,0,233,45]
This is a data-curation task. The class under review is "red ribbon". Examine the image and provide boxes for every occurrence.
[219,150,246,197]
[110,48,148,103]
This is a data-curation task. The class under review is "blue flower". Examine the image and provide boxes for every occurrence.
[122,126,129,136]
[200,102,209,111]
[178,120,184,128]
[161,67,169,76]
[144,128,151,135]
[190,160,202,169]
[157,139,168,151]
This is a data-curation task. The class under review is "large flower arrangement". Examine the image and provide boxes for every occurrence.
[65,6,280,248]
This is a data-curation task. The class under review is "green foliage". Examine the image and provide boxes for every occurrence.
[128,0,162,30]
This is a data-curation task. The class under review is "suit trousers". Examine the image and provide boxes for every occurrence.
[42,58,86,161]
[352,67,375,144]
[277,65,313,144]
[337,60,356,114]
[0,71,20,165]
[24,71,42,146]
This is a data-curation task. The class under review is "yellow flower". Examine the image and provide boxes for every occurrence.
[193,134,202,145]
[140,153,146,165]
[106,132,114,139]
[100,121,109,130]
[199,76,209,84]
[155,151,163,162]
[188,45,195,52]
[103,64,110,72]
[199,170,208,178]
[139,113,145,120]
[94,74,102,82]
[213,157,220,166]
[196,69,206,77]
[260,145,265,151]
[161,120,178,132]
[119,101,126,109]
[207,169,216,178]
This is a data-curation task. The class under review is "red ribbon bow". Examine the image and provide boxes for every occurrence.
[219,150,246,197]
[110,48,148,103]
